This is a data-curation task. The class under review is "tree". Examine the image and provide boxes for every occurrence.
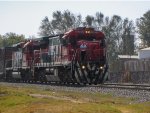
[85,15,94,26]
[122,18,135,55]
[39,10,82,35]
[0,35,3,47]
[95,12,104,29]
[39,16,54,36]
[74,14,82,28]
[137,10,150,47]
[51,10,76,33]
[63,10,75,29]
[3,33,25,47]
[102,15,122,65]
[101,15,135,67]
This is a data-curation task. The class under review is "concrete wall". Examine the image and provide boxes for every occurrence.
[139,50,150,59]
[108,59,150,84]
[108,72,150,84]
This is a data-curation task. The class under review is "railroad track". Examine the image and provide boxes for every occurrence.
[0,80,150,91]
[90,83,150,91]
[34,82,150,91]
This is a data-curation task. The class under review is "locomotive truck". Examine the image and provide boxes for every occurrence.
[0,27,108,85]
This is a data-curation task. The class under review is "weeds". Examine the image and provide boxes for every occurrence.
[0,85,150,113]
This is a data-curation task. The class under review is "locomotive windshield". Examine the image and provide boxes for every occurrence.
[77,35,97,41]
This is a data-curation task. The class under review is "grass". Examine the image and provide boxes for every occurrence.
[0,84,150,113]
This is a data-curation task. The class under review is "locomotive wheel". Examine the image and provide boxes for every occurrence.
[6,70,13,82]
[24,70,32,82]
[21,70,26,82]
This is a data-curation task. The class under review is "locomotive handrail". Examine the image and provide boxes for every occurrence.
[71,49,77,62]
[70,49,77,72]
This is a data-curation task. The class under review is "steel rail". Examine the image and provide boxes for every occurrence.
[0,80,150,91]
[89,83,150,91]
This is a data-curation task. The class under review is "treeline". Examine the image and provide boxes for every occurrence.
[0,33,25,47]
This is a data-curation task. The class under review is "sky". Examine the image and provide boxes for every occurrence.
[0,0,150,38]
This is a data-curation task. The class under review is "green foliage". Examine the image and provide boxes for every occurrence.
[121,18,135,55]
[137,10,150,47]
[95,12,104,27]
[51,10,76,33]
[100,15,135,66]
[0,32,25,47]
[38,16,54,37]
[85,15,94,26]
[39,10,83,36]
[0,35,3,47]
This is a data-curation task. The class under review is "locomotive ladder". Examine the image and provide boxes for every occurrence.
[71,50,80,83]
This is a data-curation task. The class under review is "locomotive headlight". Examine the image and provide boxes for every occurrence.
[85,30,91,34]
[100,66,103,70]
[82,65,85,69]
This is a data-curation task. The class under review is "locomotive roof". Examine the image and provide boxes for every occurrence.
[40,34,64,40]
[62,27,105,40]
[12,42,25,47]
[35,27,104,41]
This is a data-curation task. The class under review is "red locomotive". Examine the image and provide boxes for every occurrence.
[0,27,108,85]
